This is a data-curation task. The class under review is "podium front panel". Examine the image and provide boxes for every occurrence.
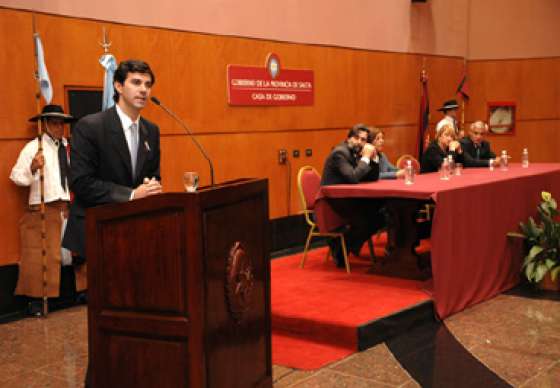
[203,196,270,388]
[87,180,271,387]
[97,209,187,314]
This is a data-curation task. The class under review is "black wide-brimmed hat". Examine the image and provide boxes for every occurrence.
[29,104,75,122]
[437,99,459,112]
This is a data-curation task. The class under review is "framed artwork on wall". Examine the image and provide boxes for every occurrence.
[487,101,515,135]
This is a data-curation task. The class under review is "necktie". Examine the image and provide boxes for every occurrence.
[476,146,480,159]
[130,123,138,178]
[57,142,68,191]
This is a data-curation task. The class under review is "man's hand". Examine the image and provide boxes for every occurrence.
[30,151,44,173]
[362,143,376,159]
[132,177,162,200]
[396,169,406,179]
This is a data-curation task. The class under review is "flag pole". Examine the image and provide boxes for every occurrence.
[418,57,429,160]
[460,58,466,135]
[32,14,48,317]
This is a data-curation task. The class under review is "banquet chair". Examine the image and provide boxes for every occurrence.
[395,154,421,173]
[297,166,376,274]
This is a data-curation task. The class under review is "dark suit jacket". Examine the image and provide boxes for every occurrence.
[62,106,161,258]
[321,142,379,186]
[420,141,464,173]
[459,137,496,167]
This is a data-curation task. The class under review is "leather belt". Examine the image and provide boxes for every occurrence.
[29,200,69,212]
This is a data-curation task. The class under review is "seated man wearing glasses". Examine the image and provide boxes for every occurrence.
[320,124,381,267]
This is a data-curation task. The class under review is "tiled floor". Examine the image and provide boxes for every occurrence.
[1,292,559,387]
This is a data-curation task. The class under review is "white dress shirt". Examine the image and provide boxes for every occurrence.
[115,104,140,160]
[115,104,141,200]
[436,115,458,135]
[10,134,70,205]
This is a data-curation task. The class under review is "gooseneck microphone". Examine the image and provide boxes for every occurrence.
[150,96,215,186]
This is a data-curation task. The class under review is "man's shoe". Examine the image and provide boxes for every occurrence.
[76,292,88,305]
[327,238,345,268]
[27,300,44,317]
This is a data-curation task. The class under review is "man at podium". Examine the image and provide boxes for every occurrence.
[63,58,163,387]
[63,59,162,263]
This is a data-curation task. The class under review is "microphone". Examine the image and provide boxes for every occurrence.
[150,96,215,186]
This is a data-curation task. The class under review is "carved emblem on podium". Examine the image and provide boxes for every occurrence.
[225,241,254,323]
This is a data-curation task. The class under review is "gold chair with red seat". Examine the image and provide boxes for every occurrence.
[297,166,352,273]
[297,166,377,273]
[395,154,421,174]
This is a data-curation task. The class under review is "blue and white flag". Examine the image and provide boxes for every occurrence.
[99,53,117,111]
[34,33,53,104]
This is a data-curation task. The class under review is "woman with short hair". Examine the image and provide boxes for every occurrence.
[420,124,464,173]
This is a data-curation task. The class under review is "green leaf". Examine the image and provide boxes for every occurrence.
[550,266,560,281]
[545,258,556,269]
[525,261,535,281]
[528,245,544,260]
[534,263,548,283]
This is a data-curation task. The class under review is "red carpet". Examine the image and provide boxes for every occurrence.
[271,235,432,369]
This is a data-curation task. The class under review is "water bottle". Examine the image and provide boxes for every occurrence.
[404,159,414,185]
[440,157,450,180]
[500,150,508,171]
[521,148,529,168]
[447,155,455,175]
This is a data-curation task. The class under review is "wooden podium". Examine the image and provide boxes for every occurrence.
[86,179,272,387]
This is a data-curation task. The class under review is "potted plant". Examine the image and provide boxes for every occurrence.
[508,191,560,290]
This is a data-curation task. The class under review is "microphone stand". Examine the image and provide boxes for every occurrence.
[151,96,214,186]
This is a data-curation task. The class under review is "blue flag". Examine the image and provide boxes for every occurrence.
[34,33,53,104]
[99,53,117,111]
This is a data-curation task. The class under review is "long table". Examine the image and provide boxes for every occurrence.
[315,163,560,319]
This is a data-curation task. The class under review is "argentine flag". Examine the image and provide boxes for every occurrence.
[100,53,117,111]
[34,33,53,104]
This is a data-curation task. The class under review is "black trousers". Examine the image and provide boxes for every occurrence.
[329,198,385,252]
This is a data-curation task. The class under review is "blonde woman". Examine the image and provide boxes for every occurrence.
[420,124,464,173]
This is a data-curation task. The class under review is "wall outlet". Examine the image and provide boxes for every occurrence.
[278,149,287,164]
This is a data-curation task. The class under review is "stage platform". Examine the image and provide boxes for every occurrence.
[271,240,434,370]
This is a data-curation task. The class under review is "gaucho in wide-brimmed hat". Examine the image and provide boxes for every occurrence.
[437,99,459,112]
[28,104,75,122]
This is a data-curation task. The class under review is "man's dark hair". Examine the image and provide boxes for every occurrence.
[113,60,155,102]
[347,123,370,140]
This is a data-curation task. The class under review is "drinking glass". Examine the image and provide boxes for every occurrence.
[454,163,463,176]
[183,172,199,192]
[489,159,495,171]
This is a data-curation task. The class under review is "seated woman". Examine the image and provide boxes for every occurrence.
[420,124,464,173]
[370,127,404,179]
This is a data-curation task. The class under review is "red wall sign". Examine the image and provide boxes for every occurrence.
[227,53,314,106]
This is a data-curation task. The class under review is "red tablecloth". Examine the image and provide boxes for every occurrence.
[315,163,560,319]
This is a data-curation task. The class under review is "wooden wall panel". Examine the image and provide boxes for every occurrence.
[0,10,36,138]
[466,58,560,163]
[0,8,463,265]
[1,140,30,264]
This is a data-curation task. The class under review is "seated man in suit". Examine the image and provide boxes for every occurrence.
[320,124,381,266]
[460,120,498,167]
